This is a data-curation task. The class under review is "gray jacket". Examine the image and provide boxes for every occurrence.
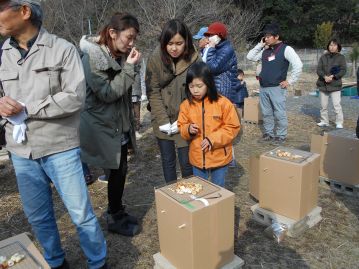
[0,28,85,159]
[79,36,139,169]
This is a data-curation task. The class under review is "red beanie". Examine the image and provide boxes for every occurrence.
[204,22,228,39]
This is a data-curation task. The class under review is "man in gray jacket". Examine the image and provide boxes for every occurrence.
[0,1,107,268]
[247,23,302,144]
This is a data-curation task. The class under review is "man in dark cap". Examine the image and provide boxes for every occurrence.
[0,1,107,268]
[247,23,303,144]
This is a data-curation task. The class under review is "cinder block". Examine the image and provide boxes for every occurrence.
[251,203,322,238]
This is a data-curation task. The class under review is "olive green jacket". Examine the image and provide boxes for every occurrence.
[79,36,140,169]
[316,52,346,92]
[146,46,200,147]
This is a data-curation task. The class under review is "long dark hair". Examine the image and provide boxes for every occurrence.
[185,62,219,103]
[159,19,195,65]
[98,12,139,58]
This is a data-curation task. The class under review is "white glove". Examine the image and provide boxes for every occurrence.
[159,123,171,135]
[141,94,148,102]
[13,123,27,143]
[5,102,28,144]
[6,104,27,125]
[170,121,179,135]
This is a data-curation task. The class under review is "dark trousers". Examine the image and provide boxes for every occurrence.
[107,144,128,214]
[157,138,193,183]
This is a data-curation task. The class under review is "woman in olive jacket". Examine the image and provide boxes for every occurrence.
[79,13,141,236]
[316,39,346,129]
[146,19,200,183]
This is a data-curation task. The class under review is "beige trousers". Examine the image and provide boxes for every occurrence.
[319,91,343,125]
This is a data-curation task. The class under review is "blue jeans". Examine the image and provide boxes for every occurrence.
[193,165,229,187]
[157,139,193,183]
[11,148,107,269]
[259,86,287,138]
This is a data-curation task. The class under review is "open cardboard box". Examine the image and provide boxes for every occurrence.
[0,233,50,268]
[155,176,235,269]
[259,147,320,221]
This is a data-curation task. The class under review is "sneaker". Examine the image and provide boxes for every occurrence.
[272,137,286,146]
[98,175,108,183]
[317,122,329,127]
[336,124,343,129]
[135,131,143,139]
[259,133,273,142]
[51,259,70,269]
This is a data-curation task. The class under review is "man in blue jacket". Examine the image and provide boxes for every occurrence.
[247,23,303,144]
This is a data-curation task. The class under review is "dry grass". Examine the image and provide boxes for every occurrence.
[0,72,358,269]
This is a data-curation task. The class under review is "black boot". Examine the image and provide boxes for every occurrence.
[107,207,140,236]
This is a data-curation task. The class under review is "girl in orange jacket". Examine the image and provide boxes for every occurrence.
[178,62,240,187]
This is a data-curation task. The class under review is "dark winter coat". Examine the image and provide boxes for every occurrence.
[145,46,200,147]
[316,52,346,92]
[236,81,249,105]
[206,40,241,103]
[79,36,140,169]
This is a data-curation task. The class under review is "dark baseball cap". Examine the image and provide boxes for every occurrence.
[262,23,281,36]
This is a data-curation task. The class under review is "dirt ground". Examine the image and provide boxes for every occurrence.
[0,72,358,269]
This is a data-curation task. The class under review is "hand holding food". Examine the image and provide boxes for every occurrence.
[126,47,141,64]
[189,123,199,135]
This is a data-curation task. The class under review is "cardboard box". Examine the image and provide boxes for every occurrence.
[243,97,262,123]
[249,155,260,200]
[0,233,50,268]
[155,176,234,269]
[310,134,323,155]
[310,130,359,185]
[259,147,320,221]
